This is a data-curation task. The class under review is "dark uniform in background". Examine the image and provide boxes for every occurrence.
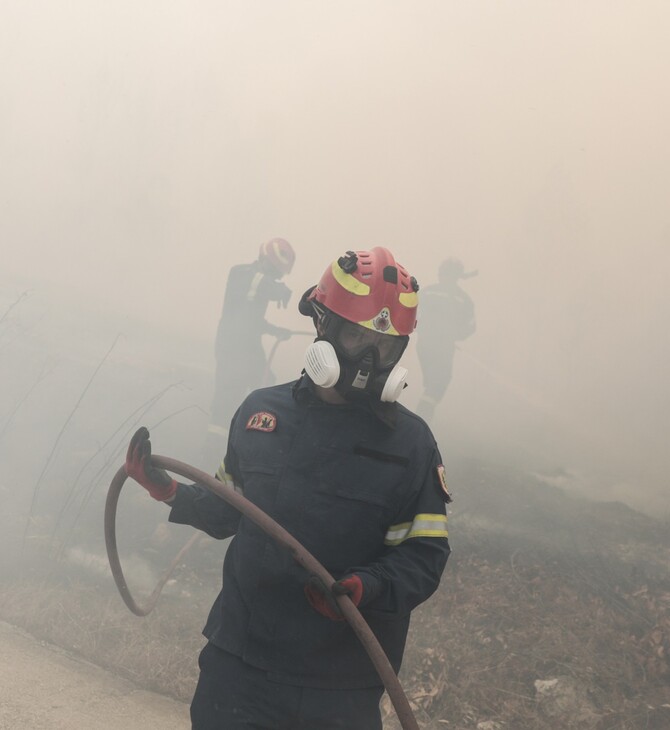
[126,247,451,730]
[207,238,295,457]
[416,257,477,423]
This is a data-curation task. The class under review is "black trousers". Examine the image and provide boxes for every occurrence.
[191,643,384,730]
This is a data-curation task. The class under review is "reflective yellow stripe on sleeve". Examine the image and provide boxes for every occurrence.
[384,513,448,546]
[216,464,244,494]
[216,463,233,484]
[247,272,264,301]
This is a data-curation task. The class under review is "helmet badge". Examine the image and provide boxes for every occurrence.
[372,307,392,333]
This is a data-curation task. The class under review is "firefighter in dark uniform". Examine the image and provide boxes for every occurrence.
[126,247,452,730]
[206,238,296,461]
[416,257,477,423]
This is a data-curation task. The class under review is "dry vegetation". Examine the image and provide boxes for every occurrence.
[1,460,669,729]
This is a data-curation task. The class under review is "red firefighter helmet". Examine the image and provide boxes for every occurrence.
[259,238,295,275]
[307,247,419,336]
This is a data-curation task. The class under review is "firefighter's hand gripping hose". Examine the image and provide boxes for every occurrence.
[105,456,421,730]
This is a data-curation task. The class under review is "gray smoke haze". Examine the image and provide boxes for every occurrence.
[2,1,669,522]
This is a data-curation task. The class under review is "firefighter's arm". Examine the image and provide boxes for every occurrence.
[257,276,292,310]
[267,278,292,306]
[168,418,244,539]
[167,478,242,539]
[346,453,452,616]
[263,321,292,340]
[459,295,476,340]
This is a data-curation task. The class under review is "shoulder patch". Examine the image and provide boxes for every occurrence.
[436,464,452,503]
[246,411,277,432]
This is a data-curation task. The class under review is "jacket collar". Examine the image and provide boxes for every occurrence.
[292,373,397,428]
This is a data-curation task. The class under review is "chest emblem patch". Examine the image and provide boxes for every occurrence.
[436,464,452,503]
[246,411,277,432]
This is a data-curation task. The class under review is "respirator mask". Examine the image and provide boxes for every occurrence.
[304,305,410,403]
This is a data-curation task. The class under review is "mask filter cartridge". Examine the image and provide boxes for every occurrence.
[379,364,408,402]
[304,340,340,388]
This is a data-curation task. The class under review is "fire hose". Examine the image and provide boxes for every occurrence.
[105,456,420,730]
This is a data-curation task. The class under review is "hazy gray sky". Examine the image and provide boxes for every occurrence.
[2,1,669,509]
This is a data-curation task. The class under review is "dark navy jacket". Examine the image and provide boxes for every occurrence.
[169,376,451,689]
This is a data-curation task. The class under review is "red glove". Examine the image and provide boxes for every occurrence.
[125,427,177,502]
[305,574,364,621]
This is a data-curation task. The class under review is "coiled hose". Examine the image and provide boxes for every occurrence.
[105,455,420,730]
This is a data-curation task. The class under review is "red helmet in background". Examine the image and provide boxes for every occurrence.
[259,238,295,275]
[307,247,419,336]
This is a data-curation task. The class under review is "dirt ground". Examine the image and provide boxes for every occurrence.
[0,620,190,730]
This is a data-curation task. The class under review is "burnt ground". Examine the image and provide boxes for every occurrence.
[1,457,669,730]
[389,459,670,729]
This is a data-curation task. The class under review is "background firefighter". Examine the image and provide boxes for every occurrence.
[125,246,451,730]
[206,237,296,460]
[416,257,477,423]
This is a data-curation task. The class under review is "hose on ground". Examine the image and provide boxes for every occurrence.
[105,456,420,730]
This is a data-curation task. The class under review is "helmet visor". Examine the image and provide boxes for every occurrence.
[334,320,408,368]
